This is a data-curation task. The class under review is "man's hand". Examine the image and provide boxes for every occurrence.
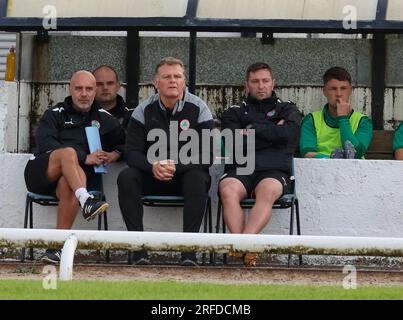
[85,150,105,166]
[98,151,121,165]
[336,98,352,116]
[239,128,248,135]
[152,160,176,181]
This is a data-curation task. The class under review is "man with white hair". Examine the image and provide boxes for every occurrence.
[117,57,214,266]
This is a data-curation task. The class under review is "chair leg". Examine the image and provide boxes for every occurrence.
[213,199,223,265]
[219,200,228,265]
[202,197,209,266]
[215,199,222,234]
[127,250,132,265]
[21,196,30,262]
[96,213,102,264]
[29,200,34,261]
[287,199,295,267]
[295,199,302,266]
[103,212,110,263]
[203,197,208,234]
[208,198,214,265]
[208,197,213,234]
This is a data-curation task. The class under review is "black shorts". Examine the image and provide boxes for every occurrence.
[219,169,293,197]
[24,152,96,196]
[24,152,57,196]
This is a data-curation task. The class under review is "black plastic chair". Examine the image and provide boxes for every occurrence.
[215,161,302,266]
[22,177,109,262]
[133,195,213,265]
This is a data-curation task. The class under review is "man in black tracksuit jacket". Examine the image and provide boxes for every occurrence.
[117,57,214,266]
[219,62,301,267]
[24,71,125,264]
[94,65,135,163]
[106,94,134,130]
[30,96,125,168]
[93,65,135,131]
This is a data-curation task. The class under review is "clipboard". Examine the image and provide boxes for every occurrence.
[85,126,107,173]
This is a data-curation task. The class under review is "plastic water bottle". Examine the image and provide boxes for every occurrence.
[5,45,16,81]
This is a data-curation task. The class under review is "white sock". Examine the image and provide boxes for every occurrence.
[75,188,90,208]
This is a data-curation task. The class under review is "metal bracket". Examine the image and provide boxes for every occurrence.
[261,32,275,45]
[36,29,49,43]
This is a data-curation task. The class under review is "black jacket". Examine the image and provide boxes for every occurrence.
[125,89,215,174]
[221,93,302,174]
[106,94,134,130]
[35,96,126,168]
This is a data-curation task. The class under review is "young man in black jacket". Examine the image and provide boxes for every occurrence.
[117,57,214,266]
[24,70,125,264]
[219,62,301,267]
[93,65,134,131]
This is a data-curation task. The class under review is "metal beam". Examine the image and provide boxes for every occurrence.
[371,0,388,130]
[2,17,403,33]
[188,31,197,94]
[0,0,7,18]
[371,34,386,130]
[126,30,140,107]
[185,0,199,19]
[376,0,389,21]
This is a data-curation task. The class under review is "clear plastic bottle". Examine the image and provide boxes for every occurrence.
[5,45,16,81]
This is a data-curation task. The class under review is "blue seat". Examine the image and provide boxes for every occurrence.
[215,160,302,266]
[138,195,213,265]
[22,184,109,262]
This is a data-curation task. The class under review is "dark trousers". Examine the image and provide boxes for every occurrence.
[117,167,211,233]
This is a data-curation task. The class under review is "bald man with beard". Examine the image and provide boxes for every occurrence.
[24,70,125,264]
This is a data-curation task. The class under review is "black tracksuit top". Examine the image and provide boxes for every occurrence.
[221,93,302,174]
[35,96,126,167]
[125,89,214,174]
[106,94,135,130]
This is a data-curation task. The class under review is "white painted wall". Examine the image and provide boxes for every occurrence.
[1,153,403,240]
[0,82,7,152]
[0,81,31,153]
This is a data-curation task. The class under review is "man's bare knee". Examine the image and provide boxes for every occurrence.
[220,180,245,202]
[50,147,77,162]
[48,148,80,181]
[60,147,78,161]
[255,179,283,203]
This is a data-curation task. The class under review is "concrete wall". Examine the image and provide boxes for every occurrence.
[4,35,402,152]
[22,36,373,85]
[1,153,403,240]
[19,35,403,86]
[7,81,403,152]
[12,82,403,153]
[0,82,7,152]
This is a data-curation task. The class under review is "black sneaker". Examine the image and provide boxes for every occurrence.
[181,252,198,267]
[82,195,109,221]
[135,258,151,266]
[41,249,62,265]
[130,251,151,265]
[181,259,199,267]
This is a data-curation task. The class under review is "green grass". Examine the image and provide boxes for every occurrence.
[0,280,402,300]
